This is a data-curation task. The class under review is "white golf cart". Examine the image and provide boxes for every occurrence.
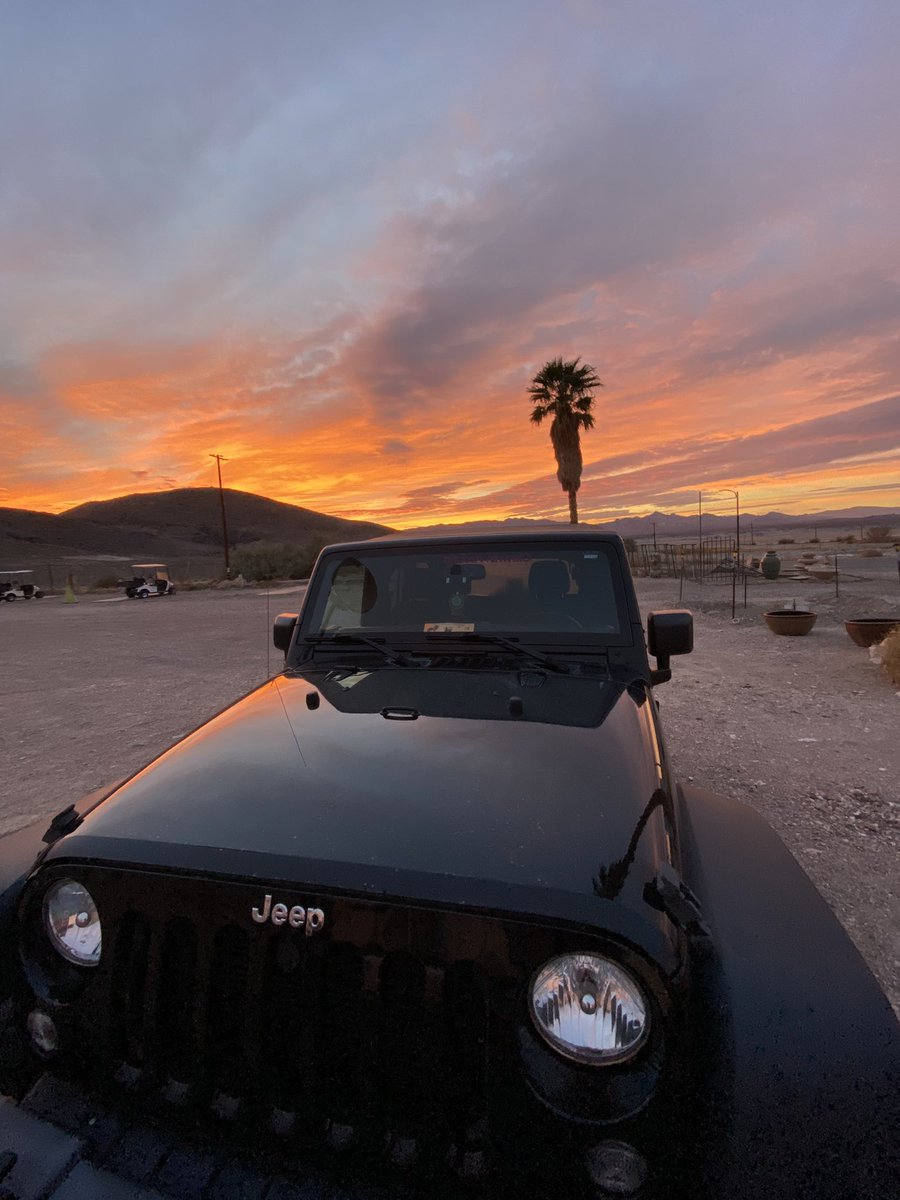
[120,563,176,599]
[1,569,44,601]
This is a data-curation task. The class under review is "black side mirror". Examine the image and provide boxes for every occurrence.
[647,609,693,685]
[273,612,299,654]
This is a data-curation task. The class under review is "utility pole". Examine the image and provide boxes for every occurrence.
[210,454,231,577]
[652,521,657,551]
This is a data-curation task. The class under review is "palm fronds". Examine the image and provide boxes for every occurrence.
[527,356,602,524]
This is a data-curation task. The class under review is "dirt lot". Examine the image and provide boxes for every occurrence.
[2,553,898,1013]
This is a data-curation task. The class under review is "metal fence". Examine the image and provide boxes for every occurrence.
[627,538,759,581]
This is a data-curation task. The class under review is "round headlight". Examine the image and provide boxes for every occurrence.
[530,953,648,1064]
[43,879,101,966]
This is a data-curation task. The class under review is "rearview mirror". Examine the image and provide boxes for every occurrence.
[647,609,693,685]
[448,563,486,581]
[273,612,298,654]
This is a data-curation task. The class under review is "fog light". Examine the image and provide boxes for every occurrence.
[585,1140,649,1195]
[27,1010,58,1056]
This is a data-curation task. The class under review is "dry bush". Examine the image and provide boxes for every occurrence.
[858,547,883,558]
[882,629,900,685]
[232,541,325,582]
[863,525,893,542]
[777,537,794,544]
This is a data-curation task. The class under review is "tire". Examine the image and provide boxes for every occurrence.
[34,591,44,599]
[138,589,150,599]
[4,593,15,602]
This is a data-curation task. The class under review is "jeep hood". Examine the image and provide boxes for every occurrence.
[48,670,677,963]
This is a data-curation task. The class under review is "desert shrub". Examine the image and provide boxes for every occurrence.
[622,537,636,554]
[174,578,218,591]
[231,541,326,582]
[777,538,794,544]
[857,547,883,558]
[835,534,856,543]
[809,537,820,544]
[882,628,900,685]
[91,574,122,589]
[863,526,893,543]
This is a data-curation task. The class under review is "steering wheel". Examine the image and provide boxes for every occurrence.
[522,611,584,631]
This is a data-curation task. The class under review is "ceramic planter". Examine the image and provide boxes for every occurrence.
[761,550,781,580]
[764,610,817,636]
[844,617,900,647]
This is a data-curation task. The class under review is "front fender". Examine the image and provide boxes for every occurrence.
[677,783,898,1199]
[0,818,49,998]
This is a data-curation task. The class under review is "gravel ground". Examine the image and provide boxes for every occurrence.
[640,560,900,1014]
[2,558,898,1013]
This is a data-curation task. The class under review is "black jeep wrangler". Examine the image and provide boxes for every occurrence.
[0,531,896,1199]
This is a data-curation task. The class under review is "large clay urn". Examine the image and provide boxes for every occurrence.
[761,550,781,580]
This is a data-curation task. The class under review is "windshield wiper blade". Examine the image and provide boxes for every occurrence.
[424,632,570,673]
[303,633,419,667]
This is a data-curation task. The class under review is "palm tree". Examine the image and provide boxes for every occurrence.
[528,356,602,524]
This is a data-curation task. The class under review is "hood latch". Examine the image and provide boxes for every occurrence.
[645,863,712,943]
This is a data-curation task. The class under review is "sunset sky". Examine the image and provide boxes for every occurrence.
[2,0,899,527]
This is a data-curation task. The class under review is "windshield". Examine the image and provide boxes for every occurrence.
[303,541,627,640]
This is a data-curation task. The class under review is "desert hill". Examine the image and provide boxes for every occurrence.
[64,488,388,547]
[1,489,390,588]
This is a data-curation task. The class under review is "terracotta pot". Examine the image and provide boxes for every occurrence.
[844,617,900,647]
[764,610,817,636]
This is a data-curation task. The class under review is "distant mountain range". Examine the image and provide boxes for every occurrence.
[582,506,899,538]
[1,488,896,586]
[407,507,900,538]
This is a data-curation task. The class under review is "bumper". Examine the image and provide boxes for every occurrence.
[2,1072,345,1200]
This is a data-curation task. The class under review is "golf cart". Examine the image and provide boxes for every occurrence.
[1,569,44,601]
[119,563,176,598]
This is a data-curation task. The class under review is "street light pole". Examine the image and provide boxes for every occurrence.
[210,453,231,577]
[736,490,740,567]
[698,491,703,581]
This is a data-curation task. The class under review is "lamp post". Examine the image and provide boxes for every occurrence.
[708,488,740,562]
[210,453,231,577]
[698,491,703,582]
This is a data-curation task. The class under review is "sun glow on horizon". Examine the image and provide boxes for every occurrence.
[2,4,899,525]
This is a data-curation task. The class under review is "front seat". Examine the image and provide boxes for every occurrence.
[525,560,582,630]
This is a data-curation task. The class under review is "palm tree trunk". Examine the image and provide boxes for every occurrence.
[568,489,578,524]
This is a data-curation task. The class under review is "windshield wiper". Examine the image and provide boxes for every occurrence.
[303,633,421,668]
[423,632,571,673]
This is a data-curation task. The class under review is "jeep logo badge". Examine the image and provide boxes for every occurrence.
[251,894,325,936]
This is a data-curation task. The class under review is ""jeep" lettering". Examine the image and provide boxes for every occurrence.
[250,894,325,935]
